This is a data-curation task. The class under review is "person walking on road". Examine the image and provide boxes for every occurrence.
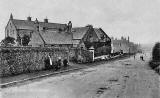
[134,54,136,60]
[140,55,144,61]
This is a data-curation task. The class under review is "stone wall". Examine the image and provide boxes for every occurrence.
[69,48,93,63]
[0,47,69,77]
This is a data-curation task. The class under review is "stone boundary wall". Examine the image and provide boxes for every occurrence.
[0,47,69,77]
[69,48,93,63]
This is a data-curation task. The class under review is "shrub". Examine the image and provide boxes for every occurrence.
[152,42,160,61]
[22,35,30,46]
[149,42,160,69]
[1,36,15,46]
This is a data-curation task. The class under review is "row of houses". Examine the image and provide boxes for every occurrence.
[111,37,140,54]
[2,14,138,57]
[4,14,112,57]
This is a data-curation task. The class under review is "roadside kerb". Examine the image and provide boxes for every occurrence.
[0,67,83,88]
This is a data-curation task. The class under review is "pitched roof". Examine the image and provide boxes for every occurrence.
[12,19,35,30]
[94,28,110,39]
[94,28,103,39]
[40,30,72,45]
[28,31,44,46]
[29,30,73,46]
[72,27,89,39]
[11,19,67,30]
[72,27,110,41]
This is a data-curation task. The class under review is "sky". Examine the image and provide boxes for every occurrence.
[0,0,160,44]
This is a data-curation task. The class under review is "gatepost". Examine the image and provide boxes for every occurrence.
[89,46,95,62]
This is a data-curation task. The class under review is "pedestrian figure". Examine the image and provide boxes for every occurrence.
[57,58,61,69]
[55,59,61,71]
[134,54,136,60]
[63,59,68,68]
[48,55,52,66]
[140,55,144,61]
[44,56,50,70]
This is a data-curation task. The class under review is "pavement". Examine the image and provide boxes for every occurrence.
[1,52,159,98]
[0,63,84,88]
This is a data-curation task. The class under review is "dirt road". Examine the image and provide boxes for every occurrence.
[1,53,159,98]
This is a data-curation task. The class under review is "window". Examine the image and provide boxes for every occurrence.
[37,26,39,31]
[7,30,9,36]
[10,23,12,28]
[100,34,105,40]
[43,27,46,30]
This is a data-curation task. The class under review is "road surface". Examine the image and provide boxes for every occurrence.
[0,53,160,98]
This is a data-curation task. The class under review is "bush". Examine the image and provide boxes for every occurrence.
[1,36,15,46]
[152,42,160,61]
[149,42,160,70]
[22,35,30,46]
[149,61,159,69]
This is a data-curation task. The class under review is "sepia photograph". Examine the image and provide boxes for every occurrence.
[0,0,160,98]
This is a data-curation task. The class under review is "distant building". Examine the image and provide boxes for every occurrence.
[111,36,138,54]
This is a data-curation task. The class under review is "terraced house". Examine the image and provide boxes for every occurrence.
[5,14,111,56]
[111,37,139,54]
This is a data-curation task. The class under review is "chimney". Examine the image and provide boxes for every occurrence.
[34,18,39,31]
[121,36,124,40]
[44,18,48,23]
[35,18,39,24]
[27,16,32,21]
[86,24,93,28]
[68,21,72,32]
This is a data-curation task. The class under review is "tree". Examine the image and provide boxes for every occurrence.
[152,42,160,61]
[149,42,160,70]
[1,36,15,46]
[22,35,30,46]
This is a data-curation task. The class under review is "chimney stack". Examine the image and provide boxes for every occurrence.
[27,16,32,21]
[35,18,39,24]
[44,17,48,23]
[68,21,72,32]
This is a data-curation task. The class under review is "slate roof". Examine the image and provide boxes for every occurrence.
[72,27,110,40]
[29,30,73,46]
[40,30,72,45]
[94,28,110,40]
[94,28,103,39]
[72,27,89,39]
[28,31,44,46]
[12,19,67,30]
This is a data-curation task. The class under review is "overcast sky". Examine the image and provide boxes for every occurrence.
[0,0,160,44]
